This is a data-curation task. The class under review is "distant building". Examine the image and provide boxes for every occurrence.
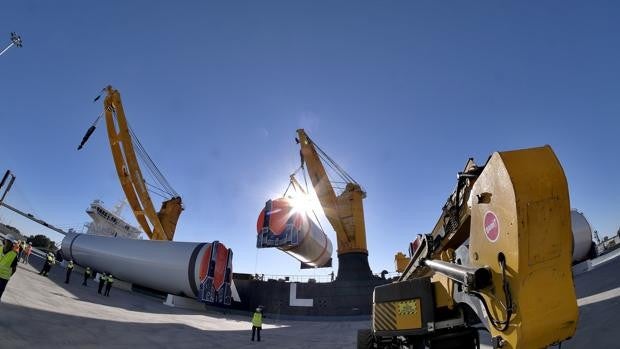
[597,234,620,255]
[0,223,24,241]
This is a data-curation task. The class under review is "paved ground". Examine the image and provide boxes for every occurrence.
[0,257,363,348]
[0,253,618,348]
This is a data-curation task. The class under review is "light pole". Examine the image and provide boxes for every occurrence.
[0,32,23,57]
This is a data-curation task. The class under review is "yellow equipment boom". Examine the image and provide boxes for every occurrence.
[296,129,375,280]
[88,86,183,241]
[296,129,367,255]
[360,146,578,349]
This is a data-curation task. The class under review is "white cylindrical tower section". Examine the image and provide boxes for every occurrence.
[283,217,333,267]
[571,209,593,263]
[257,198,333,267]
[61,232,233,304]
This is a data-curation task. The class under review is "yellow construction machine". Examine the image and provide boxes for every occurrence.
[359,146,578,349]
[77,86,183,241]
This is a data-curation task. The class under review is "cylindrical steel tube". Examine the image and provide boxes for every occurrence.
[257,198,333,267]
[61,232,233,304]
[424,259,491,290]
[571,209,593,263]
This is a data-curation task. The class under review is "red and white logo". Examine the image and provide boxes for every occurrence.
[484,211,500,242]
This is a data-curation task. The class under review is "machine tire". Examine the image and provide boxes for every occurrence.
[357,329,373,349]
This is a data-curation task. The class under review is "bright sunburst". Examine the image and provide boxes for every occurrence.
[287,191,323,216]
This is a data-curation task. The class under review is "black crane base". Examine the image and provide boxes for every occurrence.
[336,252,374,281]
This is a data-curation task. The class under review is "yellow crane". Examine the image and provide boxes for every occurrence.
[359,146,578,349]
[295,129,372,280]
[77,86,183,241]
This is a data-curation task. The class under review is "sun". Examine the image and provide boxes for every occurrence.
[288,191,323,216]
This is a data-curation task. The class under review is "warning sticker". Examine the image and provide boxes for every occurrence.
[484,211,500,242]
[397,300,418,316]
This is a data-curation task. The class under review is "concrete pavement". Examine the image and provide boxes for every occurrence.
[0,253,619,348]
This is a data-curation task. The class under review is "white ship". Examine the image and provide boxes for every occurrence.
[85,200,143,239]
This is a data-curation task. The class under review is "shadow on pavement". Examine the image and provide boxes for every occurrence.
[22,256,220,317]
[0,301,294,349]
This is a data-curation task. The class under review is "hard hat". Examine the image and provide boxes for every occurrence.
[28,242,32,245]
[256,308,261,312]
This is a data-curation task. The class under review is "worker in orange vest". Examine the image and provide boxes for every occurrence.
[22,242,32,264]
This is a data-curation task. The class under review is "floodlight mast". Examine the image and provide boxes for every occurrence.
[0,32,23,57]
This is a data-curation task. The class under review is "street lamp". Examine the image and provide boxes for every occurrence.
[0,32,23,57]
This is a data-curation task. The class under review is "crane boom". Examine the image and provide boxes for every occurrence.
[295,129,374,281]
[296,129,367,255]
[98,86,182,241]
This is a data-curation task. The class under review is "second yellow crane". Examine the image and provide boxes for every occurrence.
[78,86,183,241]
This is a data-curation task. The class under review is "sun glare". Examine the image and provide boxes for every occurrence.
[288,192,322,216]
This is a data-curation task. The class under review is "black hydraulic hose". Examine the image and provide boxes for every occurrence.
[470,258,513,332]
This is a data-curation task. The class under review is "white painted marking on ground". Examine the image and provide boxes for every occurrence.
[578,287,620,307]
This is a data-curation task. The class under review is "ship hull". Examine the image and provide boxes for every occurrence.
[214,276,389,318]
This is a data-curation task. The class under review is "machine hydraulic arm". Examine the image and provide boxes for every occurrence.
[296,129,367,255]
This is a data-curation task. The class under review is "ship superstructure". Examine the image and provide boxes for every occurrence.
[85,200,142,239]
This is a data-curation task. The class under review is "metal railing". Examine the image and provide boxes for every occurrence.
[249,271,401,284]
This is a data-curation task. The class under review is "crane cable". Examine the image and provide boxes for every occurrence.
[305,136,362,196]
[301,165,327,236]
[124,120,179,199]
[309,136,358,185]
[282,166,327,236]
[81,95,179,201]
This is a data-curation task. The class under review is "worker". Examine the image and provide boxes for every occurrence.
[39,252,55,277]
[22,242,32,264]
[104,274,114,297]
[97,272,107,294]
[16,240,25,261]
[82,266,92,286]
[65,260,74,284]
[250,306,263,342]
[0,238,18,300]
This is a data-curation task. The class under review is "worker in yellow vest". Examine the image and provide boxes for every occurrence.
[39,252,55,276]
[0,238,19,300]
[65,260,74,284]
[98,273,107,294]
[82,267,92,286]
[251,306,263,342]
[104,274,114,296]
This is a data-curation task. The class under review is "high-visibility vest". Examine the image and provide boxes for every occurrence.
[85,268,92,276]
[252,312,262,327]
[100,275,107,282]
[67,261,74,269]
[107,275,114,284]
[0,250,17,280]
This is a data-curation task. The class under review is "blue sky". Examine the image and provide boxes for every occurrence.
[0,1,618,277]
